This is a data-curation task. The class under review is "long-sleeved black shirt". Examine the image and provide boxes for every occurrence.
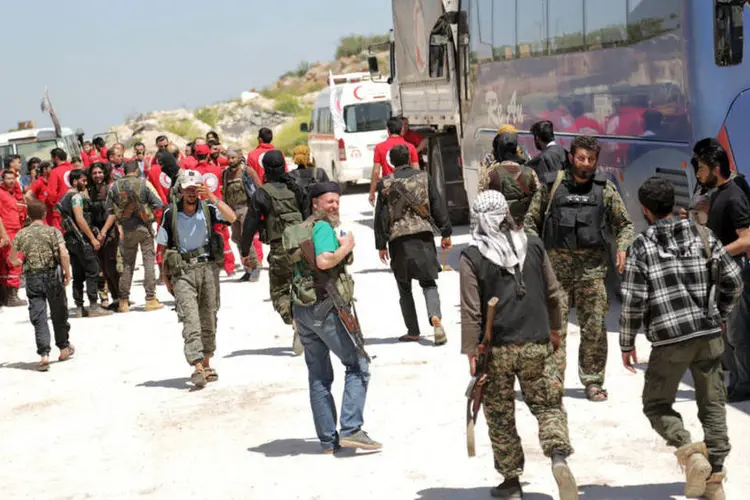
[240,182,304,255]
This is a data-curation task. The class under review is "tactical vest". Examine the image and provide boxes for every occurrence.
[462,244,551,347]
[291,168,326,218]
[112,177,154,223]
[484,161,535,224]
[282,217,354,307]
[542,173,607,251]
[162,200,223,279]
[58,190,92,237]
[259,183,303,243]
[382,171,433,241]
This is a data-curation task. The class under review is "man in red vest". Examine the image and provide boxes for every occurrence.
[0,169,28,306]
[46,148,74,230]
[247,127,277,180]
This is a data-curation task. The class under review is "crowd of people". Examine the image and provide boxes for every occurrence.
[2,114,748,499]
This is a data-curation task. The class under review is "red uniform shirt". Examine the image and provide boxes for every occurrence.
[247,143,277,181]
[210,155,229,168]
[373,136,419,177]
[403,130,424,149]
[148,164,173,205]
[46,162,74,208]
[0,184,26,232]
[182,155,198,171]
[197,162,223,200]
[81,150,92,167]
[30,177,49,204]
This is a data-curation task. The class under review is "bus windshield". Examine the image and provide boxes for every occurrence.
[14,140,59,163]
[343,102,392,133]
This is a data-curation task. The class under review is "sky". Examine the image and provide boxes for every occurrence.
[0,0,393,136]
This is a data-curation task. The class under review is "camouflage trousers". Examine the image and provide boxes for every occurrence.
[268,241,293,325]
[173,262,219,365]
[483,342,573,479]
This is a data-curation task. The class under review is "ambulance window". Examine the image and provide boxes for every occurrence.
[715,0,745,66]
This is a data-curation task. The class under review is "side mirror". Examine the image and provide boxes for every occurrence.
[300,122,309,133]
[368,55,379,77]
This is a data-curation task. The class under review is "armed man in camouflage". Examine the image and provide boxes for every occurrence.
[158,170,236,388]
[58,169,112,318]
[240,150,305,354]
[283,181,381,453]
[461,191,576,500]
[374,145,452,345]
[478,128,540,226]
[99,162,164,313]
[10,200,74,371]
[524,135,634,402]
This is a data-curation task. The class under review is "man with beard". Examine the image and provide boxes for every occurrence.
[240,150,305,353]
[283,181,382,453]
[158,170,236,388]
[208,140,229,168]
[0,169,28,307]
[47,148,74,231]
[223,146,262,282]
[524,135,634,402]
[99,162,164,313]
[58,169,112,317]
[87,164,120,309]
[108,149,126,180]
[374,145,452,345]
[695,141,750,403]
[461,191,576,500]
[129,142,151,179]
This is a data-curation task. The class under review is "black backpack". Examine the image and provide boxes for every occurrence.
[291,168,327,218]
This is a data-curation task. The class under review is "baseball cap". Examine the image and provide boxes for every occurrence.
[179,169,203,189]
[195,144,210,156]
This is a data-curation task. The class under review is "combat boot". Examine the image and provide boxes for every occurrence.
[118,299,130,313]
[431,316,447,346]
[88,304,113,317]
[145,298,164,311]
[5,287,27,307]
[490,477,522,499]
[58,344,75,362]
[675,442,711,497]
[551,452,578,500]
[704,470,726,500]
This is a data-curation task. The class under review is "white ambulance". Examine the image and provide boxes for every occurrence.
[302,72,392,185]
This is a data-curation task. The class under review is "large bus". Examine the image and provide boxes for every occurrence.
[302,72,392,185]
[0,126,82,172]
[385,0,750,232]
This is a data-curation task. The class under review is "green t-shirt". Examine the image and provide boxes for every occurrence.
[313,221,339,255]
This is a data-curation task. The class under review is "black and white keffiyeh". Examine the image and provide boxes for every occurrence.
[469,190,528,271]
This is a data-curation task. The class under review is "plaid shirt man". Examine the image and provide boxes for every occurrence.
[620,217,743,352]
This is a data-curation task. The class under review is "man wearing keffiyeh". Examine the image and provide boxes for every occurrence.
[460,190,576,500]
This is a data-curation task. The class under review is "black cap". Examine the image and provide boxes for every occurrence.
[309,181,342,199]
[262,150,286,170]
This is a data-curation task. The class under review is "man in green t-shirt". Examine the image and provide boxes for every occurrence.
[292,182,381,454]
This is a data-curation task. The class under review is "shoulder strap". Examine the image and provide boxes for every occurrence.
[695,223,712,260]
[544,170,565,218]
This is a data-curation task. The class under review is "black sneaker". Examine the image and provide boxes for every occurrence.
[491,477,522,499]
[238,272,251,282]
[339,430,382,450]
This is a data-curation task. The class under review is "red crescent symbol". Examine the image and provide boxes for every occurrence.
[353,86,362,101]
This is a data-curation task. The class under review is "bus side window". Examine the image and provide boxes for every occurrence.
[715,0,745,66]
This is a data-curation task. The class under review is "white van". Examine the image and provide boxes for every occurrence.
[0,127,82,168]
[302,72,391,184]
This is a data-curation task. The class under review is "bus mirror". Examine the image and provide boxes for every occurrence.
[368,55,379,77]
[300,122,309,133]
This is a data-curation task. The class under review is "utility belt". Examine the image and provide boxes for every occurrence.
[25,265,60,276]
[163,245,213,278]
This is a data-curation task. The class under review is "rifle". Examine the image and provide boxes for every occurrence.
[466,296,499,457]
[56,201,86,246]
[299,238,370,361]
[383,180,440,233]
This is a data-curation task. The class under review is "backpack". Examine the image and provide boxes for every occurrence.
[291,168,326,219]
[485,161,535,224]
[112,177,153,224]
[259,183,304,243]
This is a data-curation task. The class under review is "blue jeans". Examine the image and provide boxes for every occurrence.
[293,303,370,451]
[726,283,750,396]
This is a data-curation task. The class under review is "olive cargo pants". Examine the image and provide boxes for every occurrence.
[120,225,157,301]
[173,262,220,365]
[642,336,730,470]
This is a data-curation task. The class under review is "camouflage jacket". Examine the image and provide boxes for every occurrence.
[523,170,634,281]
[12,222,65,273]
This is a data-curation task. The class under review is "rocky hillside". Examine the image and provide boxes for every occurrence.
[111,35,390,156]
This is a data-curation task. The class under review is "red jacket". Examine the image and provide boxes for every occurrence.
[211,155,229,168]
[247,143,277,181]
[183,156,198,171]
[47,162,74,207]
[0,184,26,232]
[197,162,224,200]
[148,164,172,205]
[30,177,49,204]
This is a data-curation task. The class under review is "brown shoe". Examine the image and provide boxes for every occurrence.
[58,344,75,362]
[191,367,207,388]
[38,356,50,372]
[704,470,726,500]
[675,442,711,497]
[145,298,164,311]
[5,287,27,307]
[118,300,130,313]
[431,316,447,346]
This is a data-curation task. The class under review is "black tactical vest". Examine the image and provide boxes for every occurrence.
[462,241,551,347]
[543,173,607,250]
[59,190,92,230]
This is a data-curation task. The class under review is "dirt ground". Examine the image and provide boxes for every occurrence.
[1,189,749,500]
